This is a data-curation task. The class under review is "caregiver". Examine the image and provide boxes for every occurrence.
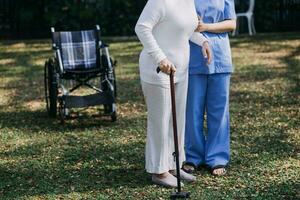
[184,0,236,176]
[135,0,211,187]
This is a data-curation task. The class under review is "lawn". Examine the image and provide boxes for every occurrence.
[0,33,299,200]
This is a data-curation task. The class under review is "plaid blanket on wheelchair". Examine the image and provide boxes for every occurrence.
[60,30,97,70]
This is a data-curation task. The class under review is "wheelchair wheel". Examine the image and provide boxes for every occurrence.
[112,65,117,98]
[103,104,117,122]
[101,55,117,96]
[101,55,118,122]
[111,62,117,122]
[111,111,117,122]
[59,98,66,124]
[44,59,58,117]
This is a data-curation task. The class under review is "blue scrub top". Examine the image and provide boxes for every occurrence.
[189,0,236,74]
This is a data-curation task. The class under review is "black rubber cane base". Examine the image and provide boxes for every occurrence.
[170,192,190,199]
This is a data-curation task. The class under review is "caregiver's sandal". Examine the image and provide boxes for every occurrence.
[211,165,227,176]
[152,172,184,188]
[182,162,197,174]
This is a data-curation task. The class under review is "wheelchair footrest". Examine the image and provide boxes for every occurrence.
[63,92,115,108]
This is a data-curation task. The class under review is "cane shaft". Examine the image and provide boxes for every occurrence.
[156,67,184,195]
[169,72,181,193]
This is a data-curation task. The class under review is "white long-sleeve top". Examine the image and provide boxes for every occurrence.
[135,0,208,84]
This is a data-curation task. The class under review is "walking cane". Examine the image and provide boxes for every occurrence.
[157,67,190,200]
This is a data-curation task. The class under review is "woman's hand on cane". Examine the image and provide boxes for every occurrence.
[159,58,176,75]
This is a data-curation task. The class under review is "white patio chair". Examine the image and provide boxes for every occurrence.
[232,0,256,36]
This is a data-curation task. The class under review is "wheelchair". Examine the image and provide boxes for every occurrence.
[44,25,117,123]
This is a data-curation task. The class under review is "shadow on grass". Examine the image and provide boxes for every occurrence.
[230,88,299,157]
[0,135,149,199]
[232,64,286,83]
[117,78,144,104]
[0,109,145,134]
[283,45,300,94]
[260,181,299,200]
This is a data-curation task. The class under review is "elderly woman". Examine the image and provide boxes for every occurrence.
[184,0,236,176]
[135,0,211,187]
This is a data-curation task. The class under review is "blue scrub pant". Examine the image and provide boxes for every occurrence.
[185,73,231,168]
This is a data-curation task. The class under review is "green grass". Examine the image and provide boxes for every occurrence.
[0,33,299,200]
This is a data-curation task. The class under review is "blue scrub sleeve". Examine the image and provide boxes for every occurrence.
[224,0,236,20]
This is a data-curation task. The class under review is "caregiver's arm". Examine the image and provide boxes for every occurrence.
[135,0,175,74]
[197,19,236,33]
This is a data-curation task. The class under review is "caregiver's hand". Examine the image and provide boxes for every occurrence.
[195,16,208,32]
[202,41,212,64]
[159,58,176,75]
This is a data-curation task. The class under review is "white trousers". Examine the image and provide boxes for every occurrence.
[141,79,188,174]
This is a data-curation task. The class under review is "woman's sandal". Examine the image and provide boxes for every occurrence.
[210,165,227,176]
[182,162,197,174]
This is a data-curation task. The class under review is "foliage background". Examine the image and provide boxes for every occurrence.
[0,0,299,39]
